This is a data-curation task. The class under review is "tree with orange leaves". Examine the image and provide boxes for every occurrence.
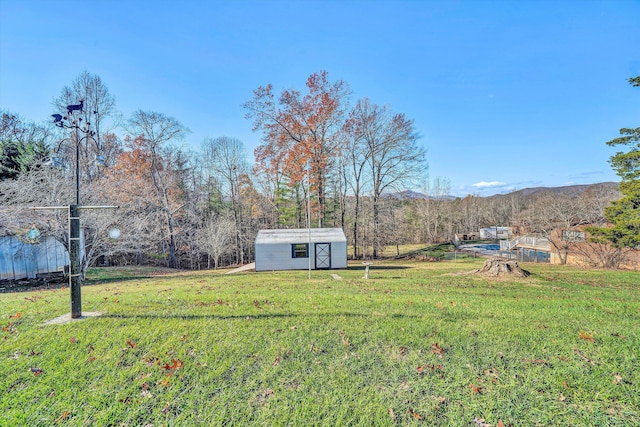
[244,71,350,227]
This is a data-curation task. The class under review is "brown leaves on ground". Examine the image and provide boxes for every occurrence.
[158,359,184,387]
[339,332,351,347]
[612,373,631,385]
[409,408,423,419]
[2,322,17,333]
[162,358,184,372]
[54,411,70,424]
[469,383,484,394]
[484,368,500,382]
[158,358,185,386]
[416,363,442,374]
[431,343,444,358]
[578,331,595,343]
[2,313,21,334]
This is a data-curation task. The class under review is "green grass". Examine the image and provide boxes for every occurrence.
[1,261,638,426]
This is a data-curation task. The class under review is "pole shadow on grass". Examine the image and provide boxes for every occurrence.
[346,266,410,271]
[101,312,419,321]
[0,274,158,294]
[83,275,157,286]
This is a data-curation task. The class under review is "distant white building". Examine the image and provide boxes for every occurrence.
[255,228,347,271]
[480,227,512,240]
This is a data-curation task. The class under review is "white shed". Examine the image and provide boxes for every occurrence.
[255,228,347,271]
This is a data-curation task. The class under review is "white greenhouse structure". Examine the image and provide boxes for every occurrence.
[254,228,347,272]
[0,235,70,281]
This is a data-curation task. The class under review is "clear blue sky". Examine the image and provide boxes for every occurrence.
[1,0,639,196]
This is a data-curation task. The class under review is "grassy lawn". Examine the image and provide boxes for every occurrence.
[1,260,638,426]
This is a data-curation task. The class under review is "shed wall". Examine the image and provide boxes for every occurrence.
[254,228,348,272]
[255,243,312,271]
[328,241,347,269]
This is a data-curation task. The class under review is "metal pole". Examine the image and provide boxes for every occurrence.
[69,204,82,318]
[47,102,119,319]
[75,127,80,205]
[307,161,311,279]
[71,124,82,317]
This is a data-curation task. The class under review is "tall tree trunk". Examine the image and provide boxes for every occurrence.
[352,194,360,259]
[317,166,325,228]
[151,154,178,269]
[372,195,380,259]
[168,227,177,268]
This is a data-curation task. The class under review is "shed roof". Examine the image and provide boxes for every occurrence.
[255,228,346,245]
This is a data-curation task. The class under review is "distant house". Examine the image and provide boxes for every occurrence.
[547,227,640,269]
[255,228,347,271]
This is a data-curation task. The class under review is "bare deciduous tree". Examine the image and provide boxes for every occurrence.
[347,98,426,258]
[125,111,190,268]
[418,177,451,243]
[198,213,235,269]
[202,136,250,263]
[53,71,120,182]
[518,192,589,264]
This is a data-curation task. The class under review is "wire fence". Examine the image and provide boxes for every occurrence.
[438,249,550,263]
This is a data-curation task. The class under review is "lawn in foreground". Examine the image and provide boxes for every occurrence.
[1,261,638,426]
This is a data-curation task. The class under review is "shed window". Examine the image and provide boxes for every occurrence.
[292,243,308,258]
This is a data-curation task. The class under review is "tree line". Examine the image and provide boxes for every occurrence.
[0,71,636,271]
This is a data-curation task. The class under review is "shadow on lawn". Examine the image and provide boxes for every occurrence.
[0,274,158,294]
[101,311,418,321]
[84,276,156,286]
[347,265,410,271]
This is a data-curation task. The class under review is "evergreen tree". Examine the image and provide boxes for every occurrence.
[0,112,51,180]
[588,76,640,248]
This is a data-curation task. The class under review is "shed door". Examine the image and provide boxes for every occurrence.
[315,243,331,269]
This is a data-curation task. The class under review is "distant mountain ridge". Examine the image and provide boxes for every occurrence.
[495,182,619,198]
[386,182,619,200]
